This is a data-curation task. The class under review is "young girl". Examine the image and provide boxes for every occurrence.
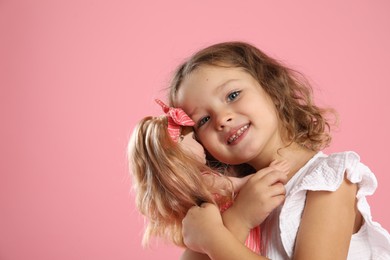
[168,41,390,259]
[127,99,288,259]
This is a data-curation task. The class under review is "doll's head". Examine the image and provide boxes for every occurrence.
[127,100,231,247]
[178,125,206,165]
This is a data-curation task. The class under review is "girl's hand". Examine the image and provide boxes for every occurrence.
[182,203,226,254]
[229,174,253,193]
[182,204,271,260]
[229,161,289,230]
[201,173,253,195]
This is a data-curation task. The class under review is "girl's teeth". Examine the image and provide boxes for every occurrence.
[228,125,248,144]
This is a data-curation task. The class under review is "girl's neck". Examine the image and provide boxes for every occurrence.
[282,146,317,181]
[251,143,317,181]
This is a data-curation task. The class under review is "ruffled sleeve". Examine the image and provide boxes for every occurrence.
[279,151,390,258]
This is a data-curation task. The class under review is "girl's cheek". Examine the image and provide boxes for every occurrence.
[196,132,205,143]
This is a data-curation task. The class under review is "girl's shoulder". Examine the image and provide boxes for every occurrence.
[278,151,389,258]
[290,151,377,196]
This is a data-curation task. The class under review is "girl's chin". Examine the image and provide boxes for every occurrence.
[223,158,250,166]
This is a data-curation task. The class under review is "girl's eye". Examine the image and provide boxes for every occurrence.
[198,116,210,128]
[227,91,241,101]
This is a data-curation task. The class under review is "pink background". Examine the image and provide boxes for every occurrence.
[1,1,389,259]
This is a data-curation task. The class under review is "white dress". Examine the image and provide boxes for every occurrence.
[263,151,390,260]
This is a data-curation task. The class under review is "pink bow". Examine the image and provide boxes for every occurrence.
[155,99,195,142]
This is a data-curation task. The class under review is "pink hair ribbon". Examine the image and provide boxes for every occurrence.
[155,99,195,142]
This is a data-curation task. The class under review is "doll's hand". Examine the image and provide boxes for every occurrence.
[229,161,288,230]
[182,203,226,254]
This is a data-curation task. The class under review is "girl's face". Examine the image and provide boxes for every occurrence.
[175,65,284,170]
[178,130,207,165]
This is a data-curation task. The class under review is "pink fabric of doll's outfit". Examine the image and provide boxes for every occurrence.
[155,99,194,142]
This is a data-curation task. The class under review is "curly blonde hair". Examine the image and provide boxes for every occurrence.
[168,41,336,151]
[127,116,233,247]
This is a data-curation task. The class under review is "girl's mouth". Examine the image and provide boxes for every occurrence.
[227,124,249,144]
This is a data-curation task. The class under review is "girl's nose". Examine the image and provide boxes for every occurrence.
[215,114,233,131]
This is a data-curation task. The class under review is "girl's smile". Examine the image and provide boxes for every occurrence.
[226,124,250,145]
[175,65,285,169]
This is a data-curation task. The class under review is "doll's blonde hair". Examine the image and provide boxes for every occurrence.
[128,116,232,247]
[169,41,336,151]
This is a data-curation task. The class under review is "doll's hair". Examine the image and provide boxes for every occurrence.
[127,115,232,247]
[168,41,336,151]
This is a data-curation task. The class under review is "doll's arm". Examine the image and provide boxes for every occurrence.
[182,203,270,260]
[293,174,361,260]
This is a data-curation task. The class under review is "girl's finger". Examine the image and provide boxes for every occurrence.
[258,170,288,186]
[268,182,286,197]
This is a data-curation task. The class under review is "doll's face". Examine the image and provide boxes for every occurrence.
[179,130,206,165]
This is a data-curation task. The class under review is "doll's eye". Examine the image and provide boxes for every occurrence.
[227,91,241,102]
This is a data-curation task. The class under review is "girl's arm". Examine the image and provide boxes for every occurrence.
[181,164,288,260]
[180,250,212,260]
[293,174,361,260]
[222,163,288,243]
[182,203,270,260]
[179,174,255,260]
[181,162,288,260]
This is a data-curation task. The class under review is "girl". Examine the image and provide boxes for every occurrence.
[168,41,390,259]
[127,99,288,259]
